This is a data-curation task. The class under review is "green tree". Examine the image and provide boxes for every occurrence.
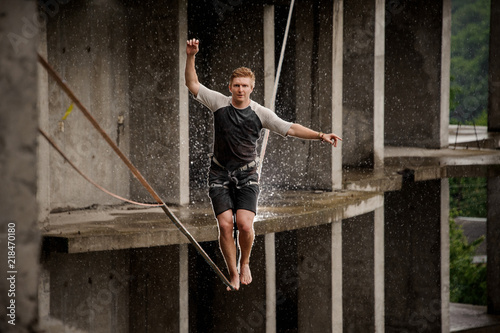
[449,177,487,218]
[450,0,490,125]
[449,214,487,305]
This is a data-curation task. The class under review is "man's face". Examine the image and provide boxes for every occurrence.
[229,77,254,107]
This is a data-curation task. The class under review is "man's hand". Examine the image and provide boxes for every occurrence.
[186,38,199,56]
[320,133,342,147]
[185,39,200,96]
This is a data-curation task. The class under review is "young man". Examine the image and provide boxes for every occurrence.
[185,39,341,291]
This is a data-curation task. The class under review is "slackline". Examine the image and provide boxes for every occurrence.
[38,54,235,291]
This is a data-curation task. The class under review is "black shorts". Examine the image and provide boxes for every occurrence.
[208,161,260,217]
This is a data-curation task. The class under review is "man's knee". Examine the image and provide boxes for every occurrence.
[236,216,254,234]
[217,210,235,235]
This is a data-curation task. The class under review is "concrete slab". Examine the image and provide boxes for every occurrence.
[42,189,383,253]
[385,146,500,181]
[450,303,500,332]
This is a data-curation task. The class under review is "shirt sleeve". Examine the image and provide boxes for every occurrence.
[252,101,293,137]
[194,84,230,112]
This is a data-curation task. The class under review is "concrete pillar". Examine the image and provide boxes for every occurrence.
[46,0,131,209]
[331,219,343,331]
[385,177,448,332]
[385,0,450,148]
[297,224,332,332]
[374,206,385,332]
[343,0,385,169]
[128,0,189,205]
[179,244,189,332]
[130,246,181,332]
[0,1,40,331]
[332,0,344,188]
[487,175,500,314]
[489,0,500,132]
[263,7,277,330]
[343,214,374,332]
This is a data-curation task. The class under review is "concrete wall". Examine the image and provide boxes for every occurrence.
[41,0,189,211]
[45,0,131,210]
[263,0,337,190]
[0,1,41,332]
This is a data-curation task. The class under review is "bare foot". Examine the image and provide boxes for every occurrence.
[227,272,240,291]
[240,263,252,286]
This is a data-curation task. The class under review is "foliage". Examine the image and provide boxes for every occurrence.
[449,213,487,305]
[449,0,490,124]
[449,177,487,218]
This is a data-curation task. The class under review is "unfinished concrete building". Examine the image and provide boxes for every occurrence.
[1,0,500,332]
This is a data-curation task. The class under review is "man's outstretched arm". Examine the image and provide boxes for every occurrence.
[185,39,200,96]
[287,123,342,147]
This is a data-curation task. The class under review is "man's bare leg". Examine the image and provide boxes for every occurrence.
[217,210,240,291]
[236,209,255,285]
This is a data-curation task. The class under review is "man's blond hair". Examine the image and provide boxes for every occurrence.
[229,67,255,88]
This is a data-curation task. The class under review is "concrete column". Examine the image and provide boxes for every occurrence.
[343,0,384,169]
[46,0,130,209]
[130,246,181,332]
[385,177,447,332]
[487,175,500,314]
[385,0,450,148]
[128,0,189,205]
[332,0,343,188]
[331,219,343,331]
[179,244,189,333]
[374,206,385,332]
[489,0,500,132]
[0,1,40,331]
[441,178,450,331]
[263,8,277,330]
[38,10,51,223]
[342,213,375,331]
[297,224,332,332]
[440,0,451,147]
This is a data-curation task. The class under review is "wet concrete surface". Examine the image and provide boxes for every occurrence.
[42,189,383,253]
[450,303,500,332]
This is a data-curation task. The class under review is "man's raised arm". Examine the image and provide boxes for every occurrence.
[185,39,200,96]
